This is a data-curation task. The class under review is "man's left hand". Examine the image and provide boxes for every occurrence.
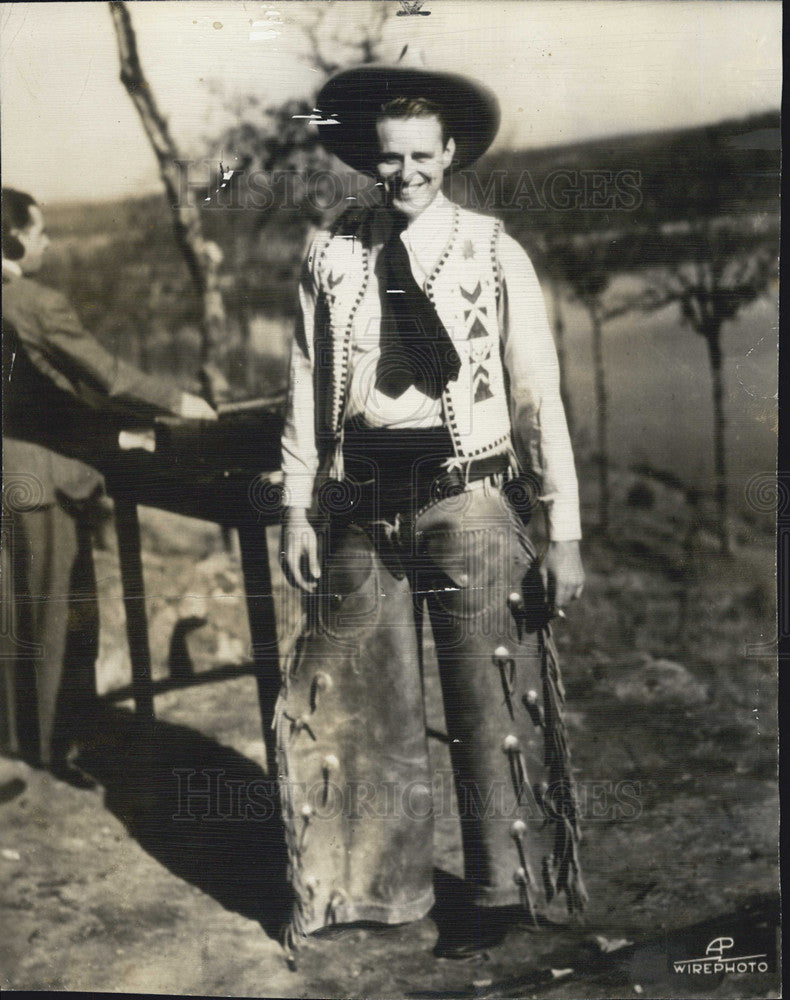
[540,539,585,611]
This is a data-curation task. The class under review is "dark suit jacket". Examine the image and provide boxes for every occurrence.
[2,271,183,505]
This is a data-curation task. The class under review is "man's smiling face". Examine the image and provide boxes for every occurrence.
[375,115,455,221]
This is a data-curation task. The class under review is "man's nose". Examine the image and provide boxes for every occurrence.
[402,157,424,179]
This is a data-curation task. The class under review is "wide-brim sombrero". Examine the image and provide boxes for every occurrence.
[315,64,500,175]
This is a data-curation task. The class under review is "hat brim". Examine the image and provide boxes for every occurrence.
[315,65,500,175]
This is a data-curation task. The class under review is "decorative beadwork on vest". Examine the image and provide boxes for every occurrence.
[425,209,512,466]
[315,212,371,480]
[314,204,516,482]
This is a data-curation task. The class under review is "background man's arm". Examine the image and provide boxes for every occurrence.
[22,285,214,419]
[498,231,585,607]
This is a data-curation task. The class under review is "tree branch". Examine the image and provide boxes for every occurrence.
[299,7,342,76]
[108,0,225,366]
[602,287,678,321]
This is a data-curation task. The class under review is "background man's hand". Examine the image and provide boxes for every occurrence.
[540,539,585,611]
[179,391,218,421]
[281,508,321,593]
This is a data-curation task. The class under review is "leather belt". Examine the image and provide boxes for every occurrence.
[328,452,511,522]
[434,453,510,488]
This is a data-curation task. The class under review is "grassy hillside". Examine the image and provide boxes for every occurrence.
[454,110,780,231]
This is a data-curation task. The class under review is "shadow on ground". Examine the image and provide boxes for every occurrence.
[74,704,291,938]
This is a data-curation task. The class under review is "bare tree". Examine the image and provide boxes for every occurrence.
[108,0,226,373]
[207,0,392,223]
[552,244,622,534]
[640,220,776,552]
[550,283,574,438]
[298,1,391,76]
[199,2,393,392]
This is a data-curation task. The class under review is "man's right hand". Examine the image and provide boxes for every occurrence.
[281,508,321,592]
[179,392,218,421]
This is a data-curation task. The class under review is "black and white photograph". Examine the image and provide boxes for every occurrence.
[0,1,781,996]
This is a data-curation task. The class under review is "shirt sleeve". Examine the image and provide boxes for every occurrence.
[498,231,582,541]
[280,242,320,509]
[33,287,183,416]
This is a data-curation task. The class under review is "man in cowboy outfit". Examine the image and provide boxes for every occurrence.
[278,56,585,956]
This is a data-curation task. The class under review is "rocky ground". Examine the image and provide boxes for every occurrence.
[0,467,779,998]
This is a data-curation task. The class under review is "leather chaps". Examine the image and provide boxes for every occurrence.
[275,482,585,938]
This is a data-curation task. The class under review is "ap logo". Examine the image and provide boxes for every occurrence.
[705,937,735,959]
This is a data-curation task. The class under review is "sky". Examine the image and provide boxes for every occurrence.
[0,0,782,204]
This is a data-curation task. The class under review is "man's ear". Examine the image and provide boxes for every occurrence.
[442,137,456,170]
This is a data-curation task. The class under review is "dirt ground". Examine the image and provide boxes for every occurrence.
[0,467,780,998]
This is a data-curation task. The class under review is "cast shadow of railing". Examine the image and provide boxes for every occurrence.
[75,704,291,938]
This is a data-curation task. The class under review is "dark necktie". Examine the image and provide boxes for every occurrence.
[375,214,461,401]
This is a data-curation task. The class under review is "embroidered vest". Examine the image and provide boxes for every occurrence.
[311,204,517,481]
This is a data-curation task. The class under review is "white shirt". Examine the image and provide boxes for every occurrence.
[282,192,581,541]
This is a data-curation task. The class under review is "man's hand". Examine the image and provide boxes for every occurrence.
[281,508,321,593]
[540,539,585,611]
[179,392,218,421]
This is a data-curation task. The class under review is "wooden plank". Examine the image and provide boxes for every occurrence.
[237,521,281,776]
[112,494,155,719]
